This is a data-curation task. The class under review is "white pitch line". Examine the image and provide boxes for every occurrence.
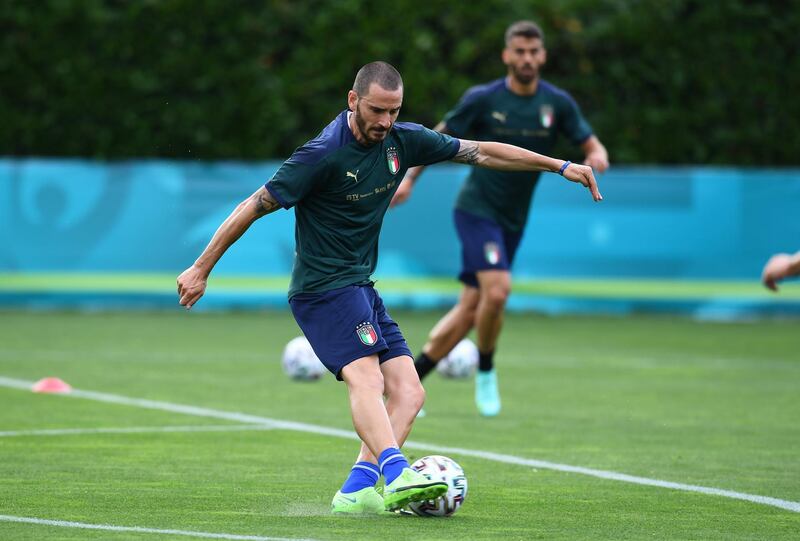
[2,375,798,514]
[399,442,800,513]
[0,376,359,441]
[0,514,317,541]
[0,424,274,438]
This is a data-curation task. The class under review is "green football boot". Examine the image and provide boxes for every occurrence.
[383,467,448,511]
[330,487,387,515]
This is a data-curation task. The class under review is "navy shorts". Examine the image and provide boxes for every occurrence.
[289,284,412,381]
[454,209,523,287]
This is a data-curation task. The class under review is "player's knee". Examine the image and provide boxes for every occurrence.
[407,380,426,412]
[460,290,481,314]
[351,370,385,395]
[388,377,425,411]
[483,284,510,310]
[460,302,478,322]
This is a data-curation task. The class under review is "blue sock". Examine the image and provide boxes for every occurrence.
[378,447,410,485]
[340,461,380,494]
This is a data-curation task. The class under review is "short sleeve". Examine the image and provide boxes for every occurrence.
[265,155,326,209]
[558,93,593,145]
[403,126,460,167]
[442,88,485,138]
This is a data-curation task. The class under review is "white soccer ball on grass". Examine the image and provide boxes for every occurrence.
[436,338,479,379]
[407,455,468,517]
[281,336,325,381]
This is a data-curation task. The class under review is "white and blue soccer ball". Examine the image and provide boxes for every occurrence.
[281,336,325,381]
[407,455,468,517]
[436,338,479,379]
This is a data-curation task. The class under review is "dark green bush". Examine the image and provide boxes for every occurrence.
[0,0,794,164]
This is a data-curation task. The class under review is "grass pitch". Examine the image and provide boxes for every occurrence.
[0,309,798,540]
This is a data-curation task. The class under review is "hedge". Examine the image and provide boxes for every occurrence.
[0,0,794,164]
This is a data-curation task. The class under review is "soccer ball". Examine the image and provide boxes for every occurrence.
[436,338,478,379]
[407,455,468,517]
[281,336,326,381]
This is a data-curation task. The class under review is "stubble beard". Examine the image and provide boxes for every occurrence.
[354,104,389,144]
[511,64,537,85]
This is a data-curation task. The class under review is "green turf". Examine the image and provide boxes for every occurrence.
[0,310,798,540]
[1,272,799,300]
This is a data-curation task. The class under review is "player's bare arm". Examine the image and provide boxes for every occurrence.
[391,121,453,207]
[452,139,603,201]
[177,186,279,309]
[581,135,610,173]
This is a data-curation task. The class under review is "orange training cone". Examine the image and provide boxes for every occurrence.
[32,377,72,394]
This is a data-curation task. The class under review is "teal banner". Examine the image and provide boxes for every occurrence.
[2,159,799,280]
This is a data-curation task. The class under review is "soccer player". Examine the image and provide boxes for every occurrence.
[176,61,600,515]
[391,20,610,417]
[762,251,800,291]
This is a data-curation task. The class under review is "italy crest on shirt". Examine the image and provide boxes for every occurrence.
[539,105,554,128]
[356,321,378,346]
[386,146,400,175]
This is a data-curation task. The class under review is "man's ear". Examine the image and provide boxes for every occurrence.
[347,90,358,112]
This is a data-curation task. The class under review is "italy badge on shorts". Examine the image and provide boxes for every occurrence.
[386,147,400,175]
[356,321,378,346]
[484,242,501,265]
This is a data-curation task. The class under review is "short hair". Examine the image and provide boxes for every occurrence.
[352,61,403,96]
[504,20,544,45]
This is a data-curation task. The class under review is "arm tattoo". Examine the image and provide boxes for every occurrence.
[452,140,480,165]
[253,187,280,216]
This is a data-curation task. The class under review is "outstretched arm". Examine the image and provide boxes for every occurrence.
[177,186,280,308]
[452,139,603,201]
[762,251,800,292]
[581,135,610,173]
[391,121,450,207]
